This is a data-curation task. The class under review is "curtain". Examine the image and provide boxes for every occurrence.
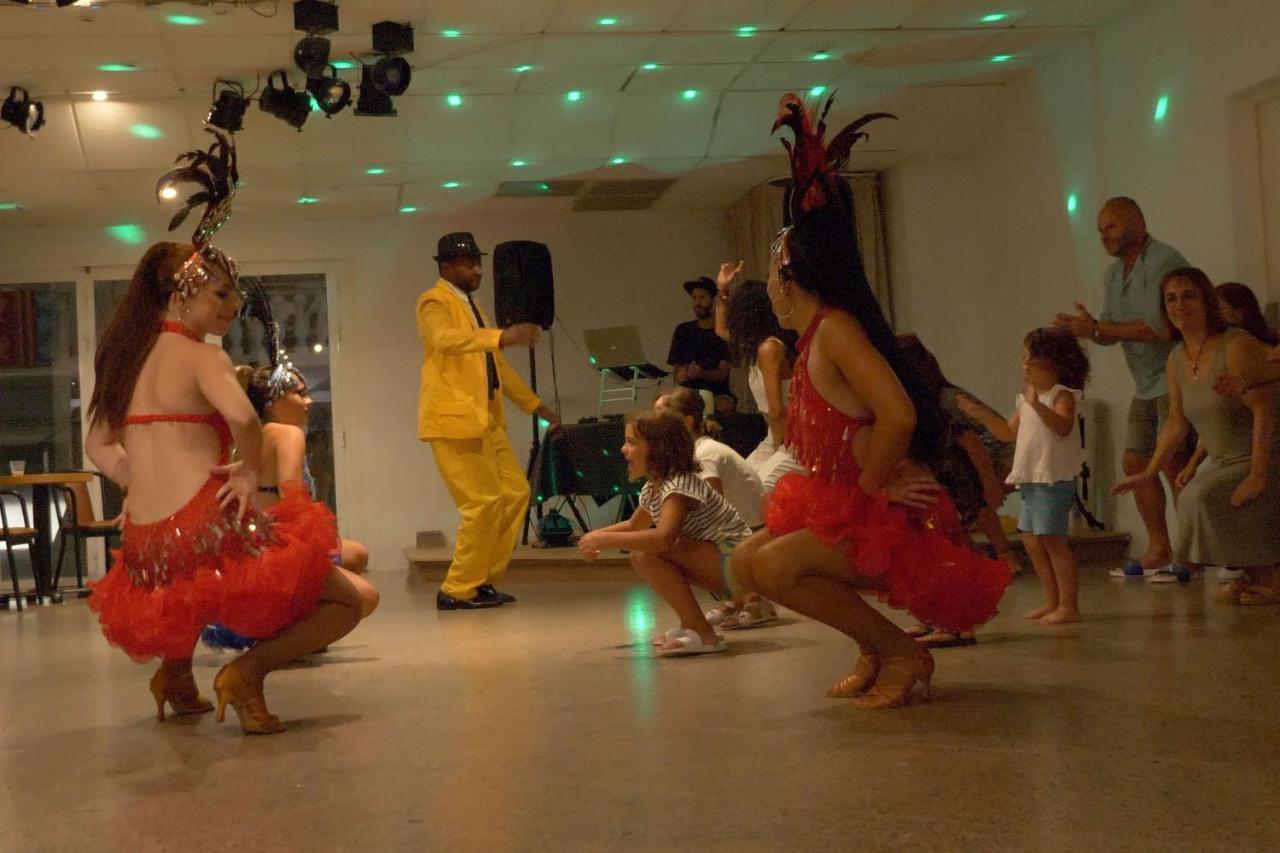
[724,173,894,325]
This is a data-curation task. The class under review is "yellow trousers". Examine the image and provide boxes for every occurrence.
[429,414,530,600]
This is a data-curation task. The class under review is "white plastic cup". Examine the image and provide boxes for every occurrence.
[8,461,25,476]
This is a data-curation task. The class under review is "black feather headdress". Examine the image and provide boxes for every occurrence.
[156,127,241,297]
[239,279,302,400]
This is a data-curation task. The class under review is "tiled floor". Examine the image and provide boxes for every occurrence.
[1,566,1277,852]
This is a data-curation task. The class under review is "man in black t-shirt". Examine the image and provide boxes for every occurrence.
[667,277,735,413]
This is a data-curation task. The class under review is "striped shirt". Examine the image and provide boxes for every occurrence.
[639,471,752,546]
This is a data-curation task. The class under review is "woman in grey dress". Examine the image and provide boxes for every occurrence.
[1113,267,1280,604]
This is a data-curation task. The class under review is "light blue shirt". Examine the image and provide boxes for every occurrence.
[1099,236,1189,400]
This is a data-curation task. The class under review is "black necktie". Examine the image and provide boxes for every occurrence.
[466,292,500,399]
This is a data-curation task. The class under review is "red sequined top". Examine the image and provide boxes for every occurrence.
[785,308,874,484]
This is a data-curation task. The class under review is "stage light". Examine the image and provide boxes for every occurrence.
[91,90,108,101]
[306,65,351,117]
[293,0,338,35]
[354,65,396,117]
[207,80,249,133]
[1,87,45,136]
[259,70,311,130]
[372,56,411,96]
[294,35,331,78]
[159,185,179,200]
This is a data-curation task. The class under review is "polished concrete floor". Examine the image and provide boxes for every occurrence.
[2,565,1278,852]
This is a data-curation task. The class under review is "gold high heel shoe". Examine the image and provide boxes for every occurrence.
[149,665,214,722]
[850,652,934,710]
[826,654,880,698]
[213,664,286,735]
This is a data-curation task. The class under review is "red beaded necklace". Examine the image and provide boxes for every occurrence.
[160,320,204,342]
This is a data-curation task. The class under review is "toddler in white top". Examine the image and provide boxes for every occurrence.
[961,328,1091,626]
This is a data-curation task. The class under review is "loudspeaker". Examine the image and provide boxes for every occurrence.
[493,240,555,330]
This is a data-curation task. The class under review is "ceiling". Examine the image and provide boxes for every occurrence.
[0,0,1143,231]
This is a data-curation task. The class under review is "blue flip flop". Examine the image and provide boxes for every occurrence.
[1109,559,1147,579]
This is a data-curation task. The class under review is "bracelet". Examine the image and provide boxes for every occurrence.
[1090,319,1101,342]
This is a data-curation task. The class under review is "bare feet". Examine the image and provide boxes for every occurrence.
[1023,603,1055,620]
[1039,609,1081,625]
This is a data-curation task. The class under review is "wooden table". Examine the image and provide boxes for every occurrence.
[0,471,94,605]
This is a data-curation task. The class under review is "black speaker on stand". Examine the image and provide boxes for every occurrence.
[493,241,562,546]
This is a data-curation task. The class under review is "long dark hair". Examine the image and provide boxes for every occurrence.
[1160,267,1227,341]
[894,334,949,401]
[1216,282,1278,345]
[88,241,192,431]
[725,279,798,367]
[784,209,947,465]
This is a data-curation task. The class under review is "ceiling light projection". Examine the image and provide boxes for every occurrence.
[641,63,659,71]
[809,85,827,98]
[259,70,313,130]
[737,25,756,37]
[207,79,249,133]
[0,202,21,212]
[297,196,319,204]
[366,167,386,175]
[681,89,698,100]
[441,29,461,38]
[515,65,533,73]
[98,64,138,72]
[166,14,202,25]
[91,90,108,101]
[811,51,830,61]
[399,205,417,213]
[446,93,463,107]
[610,156,626,165]
[1066,193,1079,215]
[1154,94,1170,122]
[511,159,527,167]
[566,90,583,102]
[981,12,1008,22]
[598,17,617,26]
[1,86,45,136]
[129,123,163,139]
[442,181,460,188]
[106,223,146,245]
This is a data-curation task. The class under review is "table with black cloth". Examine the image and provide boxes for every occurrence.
[528,414,767,533]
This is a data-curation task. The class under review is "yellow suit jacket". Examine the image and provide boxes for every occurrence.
[417,279,541,441]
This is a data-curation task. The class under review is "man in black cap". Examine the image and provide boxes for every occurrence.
[667,276,734,413]
[417,232,558,610]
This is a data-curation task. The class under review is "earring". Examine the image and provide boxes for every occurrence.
[774,287,796,320]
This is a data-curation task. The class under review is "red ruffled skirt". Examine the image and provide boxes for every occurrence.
[765,473,1011,633]
[89,478,336,662]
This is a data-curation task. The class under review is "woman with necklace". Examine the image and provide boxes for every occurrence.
[1113,267,1280,604]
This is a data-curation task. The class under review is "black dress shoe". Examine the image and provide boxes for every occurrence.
[437,590,503,611]
[476,584,516,604]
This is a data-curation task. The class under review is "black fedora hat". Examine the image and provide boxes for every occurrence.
[433,231,487,261]
[683,276,716,296]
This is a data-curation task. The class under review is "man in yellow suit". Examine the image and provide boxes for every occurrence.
[418,232,558,610]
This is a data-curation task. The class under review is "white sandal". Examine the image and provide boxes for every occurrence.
[652,628,683,647]
[704,603,738,626]
[657,628,728,656]
[721,599,777,630]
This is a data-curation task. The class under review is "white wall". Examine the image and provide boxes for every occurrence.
[0,208,732,568]
[887,0,1280,552]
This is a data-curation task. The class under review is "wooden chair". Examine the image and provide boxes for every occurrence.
[0,490,37,611]
[52,475,120,599]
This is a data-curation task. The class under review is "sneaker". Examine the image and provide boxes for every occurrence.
[1109,560,1151,579]
[1149,565,1191,584]
[1217,567,1245,584]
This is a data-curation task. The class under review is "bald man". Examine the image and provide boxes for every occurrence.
[1055,197,1192,581]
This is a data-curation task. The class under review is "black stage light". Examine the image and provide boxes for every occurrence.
[258,70,311,131]
[206,80,248,133]
[293,35,330,78]
[1,86,44,136]
[293,0,338,35]
[353,65,395,117]
[372,55,411,96]
[371,21,414,56]
[306,65,350,117]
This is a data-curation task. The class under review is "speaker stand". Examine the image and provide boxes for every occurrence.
[522,347,545,546]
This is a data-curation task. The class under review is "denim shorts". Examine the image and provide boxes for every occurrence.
[1017,481,1075,537]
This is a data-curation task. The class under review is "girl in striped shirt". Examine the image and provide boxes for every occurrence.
[578,410,751,655]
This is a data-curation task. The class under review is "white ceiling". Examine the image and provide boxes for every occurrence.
[0,0,1143,229]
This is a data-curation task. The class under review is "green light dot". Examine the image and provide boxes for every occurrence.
[165,14,203,26]
[682,89,698,100]
[441,29,461,38]
[575,470,585,477]
[809,85,827,98]
[511,159,527,167]
[566,90,583,102]
[446,93,463,107]
[297,196,319,205]
[538,418,551,429]
[366,167,386,175]
[589,356,599,365]
[106,223,146,245]
[1066,193,1079,215]
[309,94,323,112]
[515,65,533,73]
[990,54,1013,63]
[737,25,756,37]
[612,485,621,492]
[332,60,357,70]
[1154,94,1170,123]
[99,63,138,72]
[602,448,610,456]
[399,205,418,213]
[981,12,1008,23]
[537,494,544,502]
[598,17,617,26]
[610,156,627,165]
[443,181,460,189]
[538,183,550,192]
[128,123,164,139]
[0,202,22,212]
[641,63,659,71]
[812,51,830,61]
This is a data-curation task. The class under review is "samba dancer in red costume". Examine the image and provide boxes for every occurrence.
[731,95,1011,709]
[86,130,375,734]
